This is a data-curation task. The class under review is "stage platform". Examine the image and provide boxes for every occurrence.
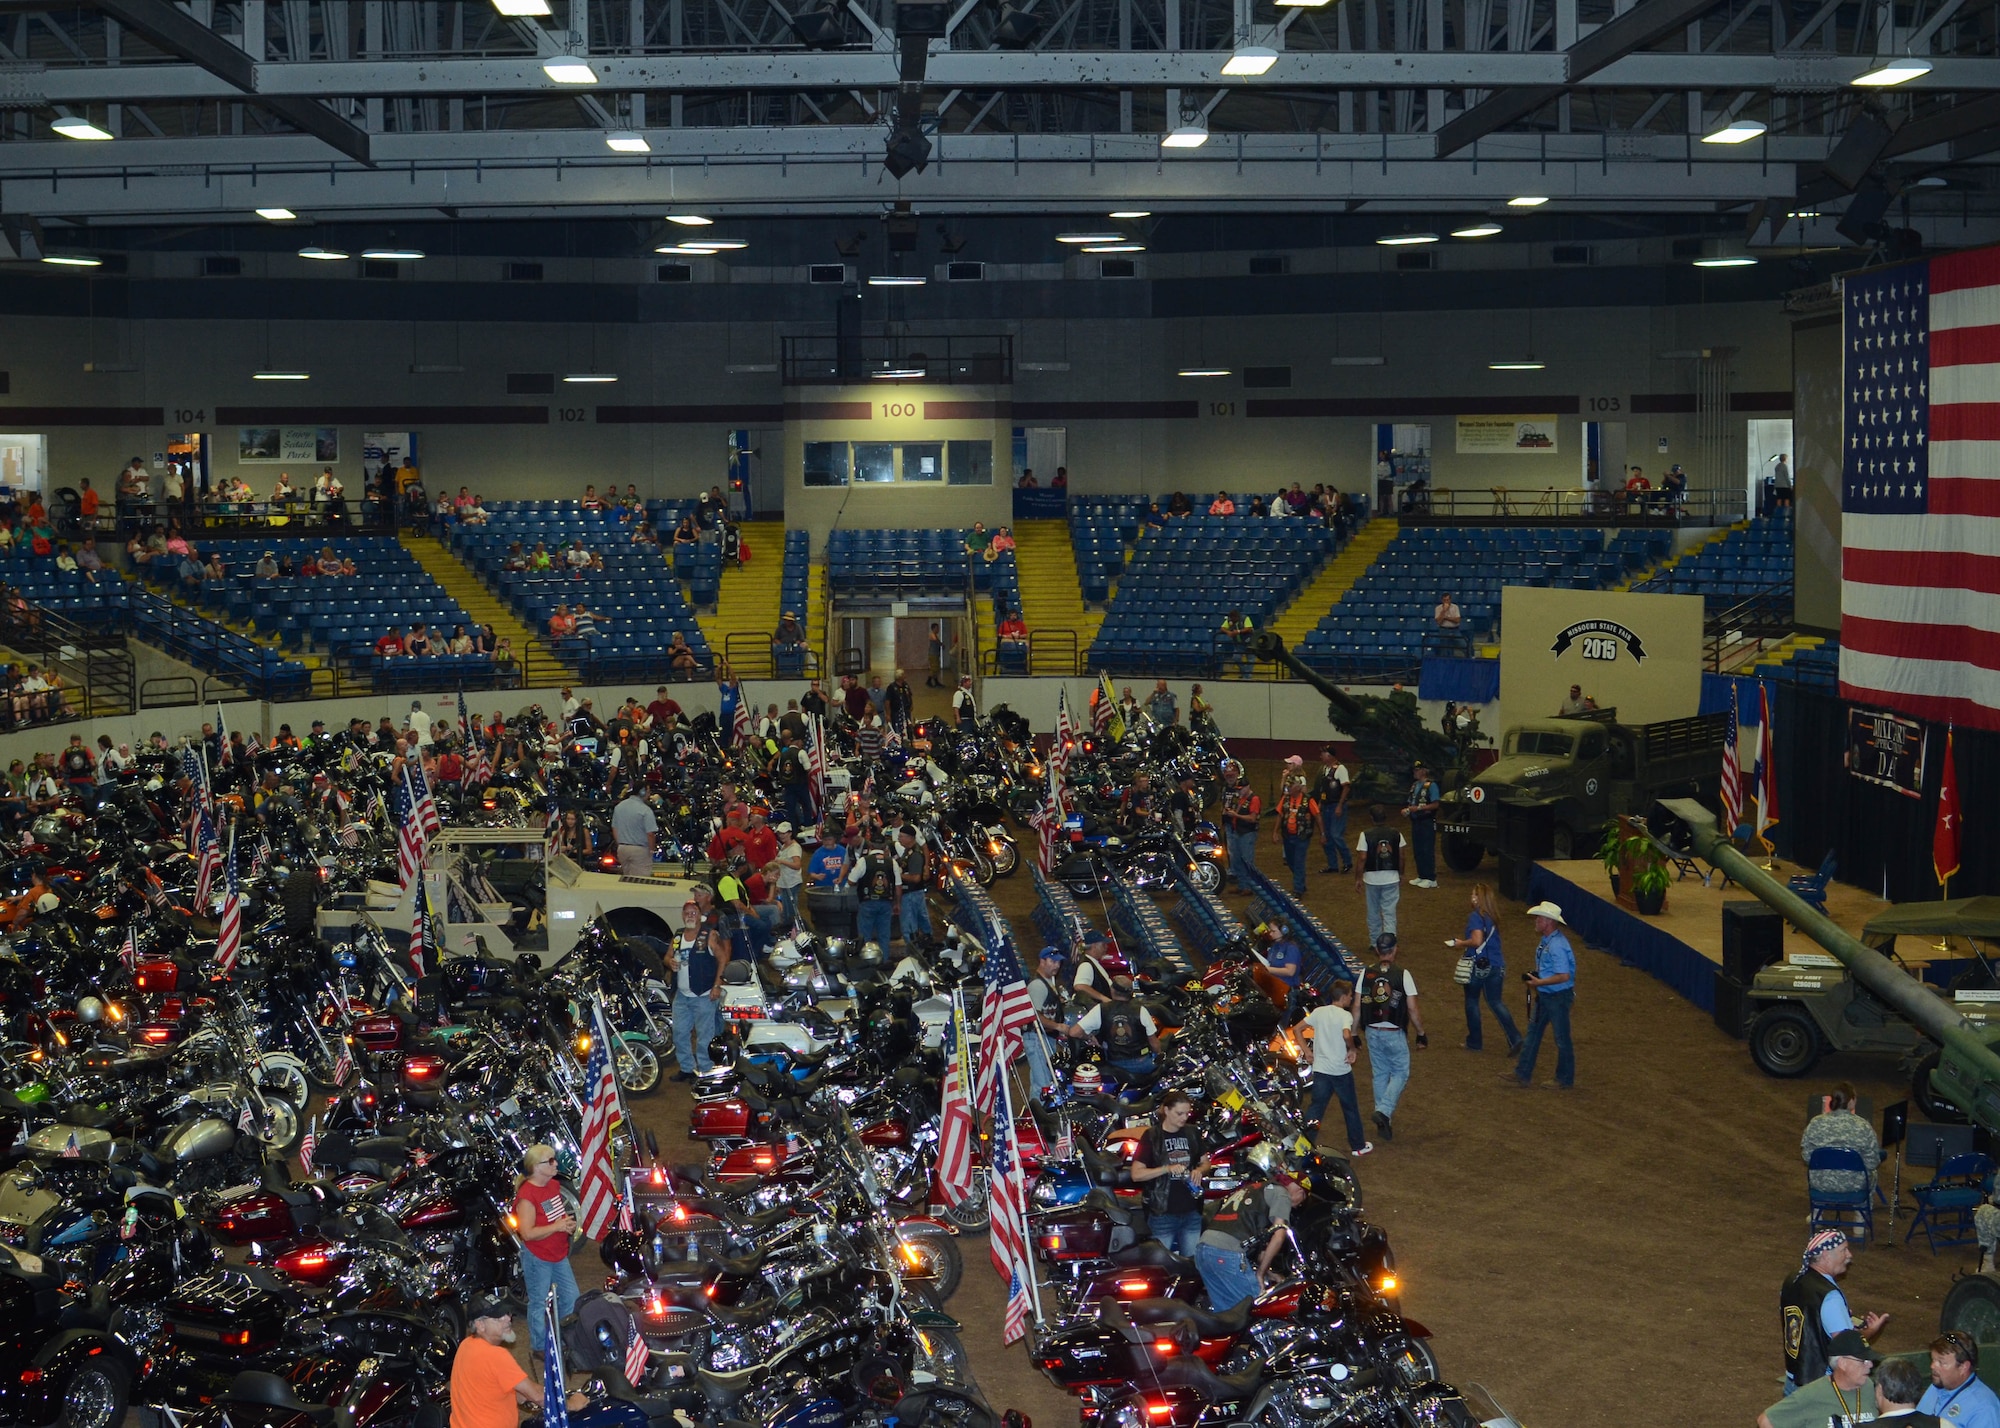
[1526,857,1895,1013]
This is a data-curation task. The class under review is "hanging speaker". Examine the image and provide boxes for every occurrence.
[1836,183,1897,245]
[1822,109,1901,192]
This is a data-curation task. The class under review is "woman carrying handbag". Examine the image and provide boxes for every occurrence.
[1446,883,1522,1056]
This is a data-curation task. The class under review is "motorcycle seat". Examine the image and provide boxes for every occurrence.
[226,1370,338,1424]
[1108,1242,1195,1274]
[1084,1189,1132,1225]
[56,1104,115,1129]
[1149,1355,1265,1403]
[350,1135,409,1163]
[704,1245,769,1277]
[1121,1295,1252,1340]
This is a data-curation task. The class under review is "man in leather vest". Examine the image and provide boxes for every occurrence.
[1782,1230,1888,1393]
[1194,1171,1306,1310]
[895,825,933,950]
[848,835,897,955]
[1355,805,1409,946]
[1066,975,1160,1079]
[1358,934,1425,1142]
[665,901,729,1080]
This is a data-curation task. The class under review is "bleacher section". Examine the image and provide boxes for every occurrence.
[1632,514,1793,609]
[1086,513,1337,674]
[824,529,1023,671]
[451,502,712,680]
[1757,635,1839,691]
[1068,499,1140,606]
[1295,526,1670,678]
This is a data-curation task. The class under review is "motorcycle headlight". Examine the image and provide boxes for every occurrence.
[1032,1179,1060,1206]
[1111,1404,1145,1428]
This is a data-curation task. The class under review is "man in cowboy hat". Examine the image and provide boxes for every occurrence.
[1506,900,1578,1089]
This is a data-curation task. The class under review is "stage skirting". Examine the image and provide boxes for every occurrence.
[1527,864,1718,1013]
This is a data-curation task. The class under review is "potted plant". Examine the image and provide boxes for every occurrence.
[1630,857,1670,916]
[1598,817,1670,915]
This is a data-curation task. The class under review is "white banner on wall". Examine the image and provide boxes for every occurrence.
[363,432,413,478]
[239,427,337,463]
[1456,415,1560,454]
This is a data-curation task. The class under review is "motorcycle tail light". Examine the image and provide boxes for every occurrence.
[19,1368,42,1384]
[703,1283,718,1299]
[140,1025,173,1044]
[1378,1274,1397,1293]
[1145,1400,1173,1419]
[1042,1235,1062,1250]
[655,1168,670,1189]
[221,1329,252,1348]
[403,1054,444,1082]
[668,1201,687,1221]
[1117,1280,1150,1296]
[1152,1339,1178,1357]
[599,855,618,871]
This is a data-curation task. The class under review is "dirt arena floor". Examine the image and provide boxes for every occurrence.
[609,743,1970,1428]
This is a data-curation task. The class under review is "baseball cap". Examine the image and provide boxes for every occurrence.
[1826,1330,1879,1364]
[467,1293,521,1324]
[774,821,793,834]
[1037,946,1065,964]
[1374,932,1399,952]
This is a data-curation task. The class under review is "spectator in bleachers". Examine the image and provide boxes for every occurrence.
[667,631,698,676]
[52,545,78,577]
[986,527,1015,561]
[1623,466,1650,513]
[75,539,104,582]
[1772,454,1793,510]
[1208,491,1236,516]
[1284,483,1312,514]
[462,495,490,527]
[375,627,405,658]
[581,484,604,513]
[1146,680,1177,726]
[1167,491,1192,517]
[24,516,52,558]
[673,515,699,547]
[407,623,435,657]
[298,550,320,577]
[548,604,576,640]
[1017,469,1038,489]
[271,472,298,507]
[447,625,474,655]
[255,550,279,579]
[1143,502,1166,532]
[1661,465,1687,510]
[963,522,988,557]
[1220,609,1253,677]
[76,477,99,530]
[1433,593,1465,652]
[432,493,454,532]
[1052,467,1068,491]
[697,485,727,528]
[563,539,592,573]
[572,604,602,644]
[176,549,205,589]
[472,624,494,655]
[1249,496,1269,518]
[529,542,554,572]
[502,541,529,572]
[631,521,658,547]
[494,638,519,685]
[772,611,805,651]
[998,609,1028,658]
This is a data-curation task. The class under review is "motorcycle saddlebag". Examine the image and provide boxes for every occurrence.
[166,1270,286,1356]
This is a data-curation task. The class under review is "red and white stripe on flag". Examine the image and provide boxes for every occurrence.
[934,1002,977,1206]
[1720,680,1743,836]
[574,1024,624,1240]
[987,1075,1035,1344]
[1839,244,2000,730]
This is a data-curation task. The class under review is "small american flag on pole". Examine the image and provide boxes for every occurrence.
[623,1304,649,1386]
[407,759,442,840]
[972,920,1038,1117]
[299,1123,317,1178]
[934,995,976,1207]
[988,1072,1037,1344]
[193,810,222,912]
[1720,680,1743,838]
[122,926,139,972]
[215,827,243,974]
[1029,756,1065,877]
[1052,687,1077,775]
[574,1009,624,1241]
[543,1294,572,1428]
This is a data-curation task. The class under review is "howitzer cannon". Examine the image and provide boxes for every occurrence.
[1246,631,1488,802]
[1660,797,2000,1129]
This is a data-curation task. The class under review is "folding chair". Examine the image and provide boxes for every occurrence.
[1906,1152,1994,1254]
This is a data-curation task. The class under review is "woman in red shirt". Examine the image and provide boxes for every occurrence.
[513,1145,579,1363]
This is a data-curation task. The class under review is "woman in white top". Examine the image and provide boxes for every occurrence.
[771,824,805,929]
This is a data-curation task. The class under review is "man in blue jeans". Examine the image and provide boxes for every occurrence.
[848,834,897,953]
[1290,981,1372,1158]
[1507,901,1577,1088]
[1219,762,1262,894]
[666,904,728,1080]
[1357,934,1426,1142]
[1132,1092,1211,1257]
[1314,747,1352,873]
[1195,1173,1307,1310]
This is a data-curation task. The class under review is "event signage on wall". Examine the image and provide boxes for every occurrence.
[238,427,337,463]
[1498,587,1704,724]
[1844,707,1927,799]
[1456,415,1559,454]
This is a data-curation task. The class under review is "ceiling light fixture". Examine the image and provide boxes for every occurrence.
[1083,243,1145,253]
[1702,119,1768,144]
[1693,255,1758,267]
[298,246,349,261]
[1109,210,1152,219]
[361,248,424,260]
[656,245,716,256]
[1057,232,1128,245]
[872,367,926,379]
[491,0,553,14]
[681,238,747,250]
[667,214,713,226]
[1853,57,1932,86]
[1274,0,1331,8]
[542,55,599,84]
[252,370,311,381]
[1221,46,1278,76]
[1376,232,1439,246]
[1508,195,1549,207]
[1914,175,1949,187]
[1488,360,1546,371]
[256,207,298,221]
[1450,222,1503,238]
[1163,121,1209,149]
[605,131,651,153]
[51,116,114,141]
[1329,356,1386,366]
[868,274,927,286]
[1787,209,1823,219]
[1177,366,1231,377]
[41,253,103,267]
[563,373,619,383]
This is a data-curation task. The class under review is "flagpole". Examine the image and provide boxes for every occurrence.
[999,1085,1045,1330]
[596,1001,645,1168]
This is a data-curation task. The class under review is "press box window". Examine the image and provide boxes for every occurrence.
[803,441,850,487]
[903,443,943,482]
[948,441,992,486]
[854,443,895,484]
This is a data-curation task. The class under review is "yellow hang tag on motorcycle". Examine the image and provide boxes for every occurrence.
[1218,1089,1245,1113]
[1292,1136,1314,1157]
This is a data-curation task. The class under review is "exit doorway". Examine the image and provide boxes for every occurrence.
[1746,419,1793,517]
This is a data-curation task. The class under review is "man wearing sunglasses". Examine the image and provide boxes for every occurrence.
[1920,1331,2000,1427]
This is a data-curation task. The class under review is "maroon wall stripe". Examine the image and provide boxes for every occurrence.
[1629,394,1697,414]
[1729,391,1796,412]
[1011,401,1199,420]
[924,401,1011,420]
[597,405,786,424]
[1247,395,1583,418]
[783,401,873,421]
[215,406,548,424]
[0,406,163,426]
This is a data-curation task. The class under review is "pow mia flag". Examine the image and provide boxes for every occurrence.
[1550,619,1647,663]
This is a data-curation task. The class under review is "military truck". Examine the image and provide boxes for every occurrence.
[1437,706,1726,868]
[1735,895,2000,1122]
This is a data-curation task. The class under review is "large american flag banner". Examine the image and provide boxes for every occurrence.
[1840,245,2000,729]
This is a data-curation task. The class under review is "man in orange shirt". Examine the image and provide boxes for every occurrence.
[449,1295,585,1428]
[77,478,99,524]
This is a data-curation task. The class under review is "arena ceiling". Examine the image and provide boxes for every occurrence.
[0,0,1991,236]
